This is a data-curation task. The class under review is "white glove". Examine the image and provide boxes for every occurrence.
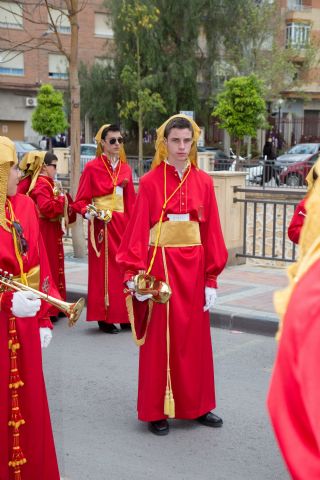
[203,287,217,312]
[11,291,41,318]
[135,292,153,302]
[40,327,52,348]
[126,280,152,302]
[85,211,96,220]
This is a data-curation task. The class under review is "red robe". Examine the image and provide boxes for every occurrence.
[288,197,307,244]
[73,156,136,324]
[27,176,66,302]
[268,258,320,479]
[116,163,228,421]
[0,194,59,480]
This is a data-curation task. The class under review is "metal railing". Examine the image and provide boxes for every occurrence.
[234,188,305,262]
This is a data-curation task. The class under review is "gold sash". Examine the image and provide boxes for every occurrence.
[93,194,124,213]
[13,265,40,290]
[149,221,201,247]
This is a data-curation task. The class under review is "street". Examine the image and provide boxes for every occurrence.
[43,312,289,480]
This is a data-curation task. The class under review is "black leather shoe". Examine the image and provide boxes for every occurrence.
[120,323,131,330]
[58,311,66,318]
[197,412,223,428]
[148,419,169,436]
[98,322,120,334]
[50,316,59,323]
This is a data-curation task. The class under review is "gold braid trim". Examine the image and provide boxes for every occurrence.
[125,295,153,347]
[0,163,10,232]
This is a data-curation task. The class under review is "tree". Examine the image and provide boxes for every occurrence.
[79,62,119,134]
[112,0,166,176]
[32,84,68,149]
[212,75,267,158]
[0,1,86,257]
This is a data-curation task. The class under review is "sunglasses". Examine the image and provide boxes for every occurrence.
[109,137,123,145]
[47,163,57,169]
[12,221,29,255]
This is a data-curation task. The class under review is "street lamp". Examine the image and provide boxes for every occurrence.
[277,98,284,136]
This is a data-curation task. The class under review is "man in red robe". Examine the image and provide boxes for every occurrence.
[0,137,60,479]
[268,157,320,479]
[116,115,228,435]
[18,151,75,322]
[73,124,136,333]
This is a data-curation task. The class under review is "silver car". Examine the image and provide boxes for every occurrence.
[274,143,320,172]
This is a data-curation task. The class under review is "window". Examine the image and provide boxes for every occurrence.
[94,57,114,68]
[48,8,70,34]
[94,13,113,38]
[287,0,311,11]
[0,51,24,76]
[286,22,310,48]
[0,1,23,29]
[48,54,69,79]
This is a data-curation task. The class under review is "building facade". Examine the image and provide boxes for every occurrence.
[0,0,114,144]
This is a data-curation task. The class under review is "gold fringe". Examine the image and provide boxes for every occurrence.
[125,295,153,347]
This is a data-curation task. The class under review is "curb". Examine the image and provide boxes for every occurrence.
[66,288,278,337]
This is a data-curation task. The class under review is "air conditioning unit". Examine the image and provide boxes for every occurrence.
[25,97,37,107]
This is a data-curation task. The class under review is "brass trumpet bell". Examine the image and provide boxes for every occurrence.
[0,269,85,327]
[134,273,172,304]
[87,204,112,223]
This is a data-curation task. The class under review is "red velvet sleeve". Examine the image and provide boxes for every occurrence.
[116,178,150,282]
[200,179,228,288]
[73,164,93,216]
[123,171,136,219]
[32,181,65,219]
[288,198,307,244]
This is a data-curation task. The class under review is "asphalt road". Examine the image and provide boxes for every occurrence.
[43,312,289,480]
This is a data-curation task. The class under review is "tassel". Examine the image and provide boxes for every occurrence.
[8,430,27,467]
[164,386,170,416]
[8,392,25,428]
[13,467,22,480]
[9,352,24,389]
[168,389,175,419]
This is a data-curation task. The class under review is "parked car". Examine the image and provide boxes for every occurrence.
[14,141,37,161]
[80,143,97,157]
[279,153,319,187]
[274,143,320,184]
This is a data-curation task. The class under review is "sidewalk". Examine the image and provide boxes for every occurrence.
[65,257,287,336]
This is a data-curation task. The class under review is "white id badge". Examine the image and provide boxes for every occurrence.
[167,213,190,221]
[116,186,123,196]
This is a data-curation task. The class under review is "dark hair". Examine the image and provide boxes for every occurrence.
[44,152,58,165]
[313,168,318,182]
[164,117,193,139]
[101,124,121,141]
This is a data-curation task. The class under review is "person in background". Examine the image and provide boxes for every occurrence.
[260,138,279,186]
[287,161,319,244]
[0,136,60,479]
[18,151,76,322]
[268,158,320,480]
[73,124,136,333]
[117,114,228,435]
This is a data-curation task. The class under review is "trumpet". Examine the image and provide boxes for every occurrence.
[124,273,172,304]
[0,269,85,327]
[86,204,112,223]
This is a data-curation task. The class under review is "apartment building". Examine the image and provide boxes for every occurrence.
[279,0,320,144]
[0,0,114,143]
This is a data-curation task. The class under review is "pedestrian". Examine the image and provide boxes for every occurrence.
[268,156,320,478]
[260,137,279,186]
[18,151,75,322]
[116,114,228,435]
[0,137,60,479]
[39,136,47,150]
[287,159,319,244]
[73,124,136,333]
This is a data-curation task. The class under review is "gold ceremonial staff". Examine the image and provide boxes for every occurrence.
[0,269,85,326]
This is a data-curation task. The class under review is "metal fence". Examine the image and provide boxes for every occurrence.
[234,188,304,263]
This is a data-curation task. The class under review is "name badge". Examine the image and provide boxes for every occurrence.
[116,186,123,196]
[167,213,190,222]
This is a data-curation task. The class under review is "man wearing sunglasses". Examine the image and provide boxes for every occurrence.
[18,151,76,323]
[0,137,60,479]
[74,124,136,334]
